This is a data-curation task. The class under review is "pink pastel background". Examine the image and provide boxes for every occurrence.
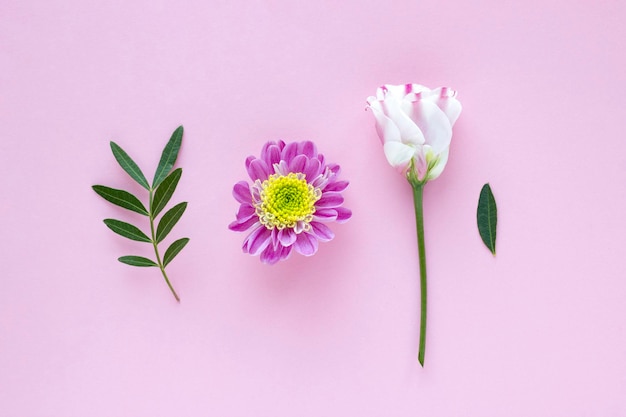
[2,0,625,415]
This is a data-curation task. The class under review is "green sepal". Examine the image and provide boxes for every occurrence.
[110,142,150,190]
[163,237,190,267]
[152,168,182,217]
[92,185,149,216]
[152,126,183,189]
[103,219,152,242]
[477,183,498,255]
[118,256,158,267]
[155,202,187,243]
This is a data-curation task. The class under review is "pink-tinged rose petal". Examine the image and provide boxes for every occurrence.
[289,154,307,173]
[409,100,452,154]
[316,192,344,208]
[368,101,402,145]
[233,181,252,204]
[303,158,321,180]
[277,227,297,246]
[381,96,425,146]
[245,225,272,255]
[294,232,318,256]
[334,207,352,223]
[281,142,298,164]
[313,208,338,222]
[310,222,334,242]
[430,87,462,126]
[247,158,271,181]
[298,141,316,158]
[229,216,259,232]
[383,141,415,169]
[324,180,348,192]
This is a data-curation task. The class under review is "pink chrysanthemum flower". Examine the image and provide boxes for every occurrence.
[229,140,351,264]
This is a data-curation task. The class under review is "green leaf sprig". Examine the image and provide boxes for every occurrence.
[93,126,189,302]
[477,183,497,255]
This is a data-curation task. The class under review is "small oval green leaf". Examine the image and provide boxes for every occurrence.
[152,168,182,217]
[110,142,150,190]
[103,219,152,242]
[152,126,183,188]
[118,256,158,267]
[156,202,187,243]
[163,237,190,267]
[477,183,498,255]
[92,185,149,215]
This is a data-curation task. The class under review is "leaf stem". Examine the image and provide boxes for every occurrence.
[149,189,180,302]
[411,182,428,367]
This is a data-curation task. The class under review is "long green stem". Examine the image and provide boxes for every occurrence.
[149,189,180,302]
[411,182,427,367]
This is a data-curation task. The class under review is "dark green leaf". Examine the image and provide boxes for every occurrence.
[103,219,151,242]
[156,202,187,243]
[92,185,149,215]
[152,125,183,188]
[477,183,498,255]
[163,237,190,267]
[152,168,182,217]
[118,256,158,267]
[110,142,150,189]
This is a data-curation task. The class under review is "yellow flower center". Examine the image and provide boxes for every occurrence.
[255,172,321,231]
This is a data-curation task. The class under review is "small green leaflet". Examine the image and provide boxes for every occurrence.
[477,183,497,255]
[92,185,148,216]
[163,238,190,267]
[93,126,189,302]
[103,219,151,242]
[156,202,187,243]
[110,142,150,189]
[118,256,158,267]
[153,126,183,189]
[152,168,182,217]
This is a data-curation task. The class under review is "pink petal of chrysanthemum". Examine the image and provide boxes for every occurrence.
[334,207,352,223]
[261,244,292,264]
[289,154,307,173]
[324,180,349,192]
[229,216,258,232]
[244,225,272,255]
[298,141,316,158]
[261,142,282,167]
[247,158,271,181]
[316,192,344,208]
[233,181,252,204]
[235,204,255,222]
[294,232,319,256]
[278,228,297,247]
[303,158,322,180]
[327,163,340,175]
[273,160,289,176]
[281,142,299,164]
[313,208,338,222]
[310,222,335,242]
